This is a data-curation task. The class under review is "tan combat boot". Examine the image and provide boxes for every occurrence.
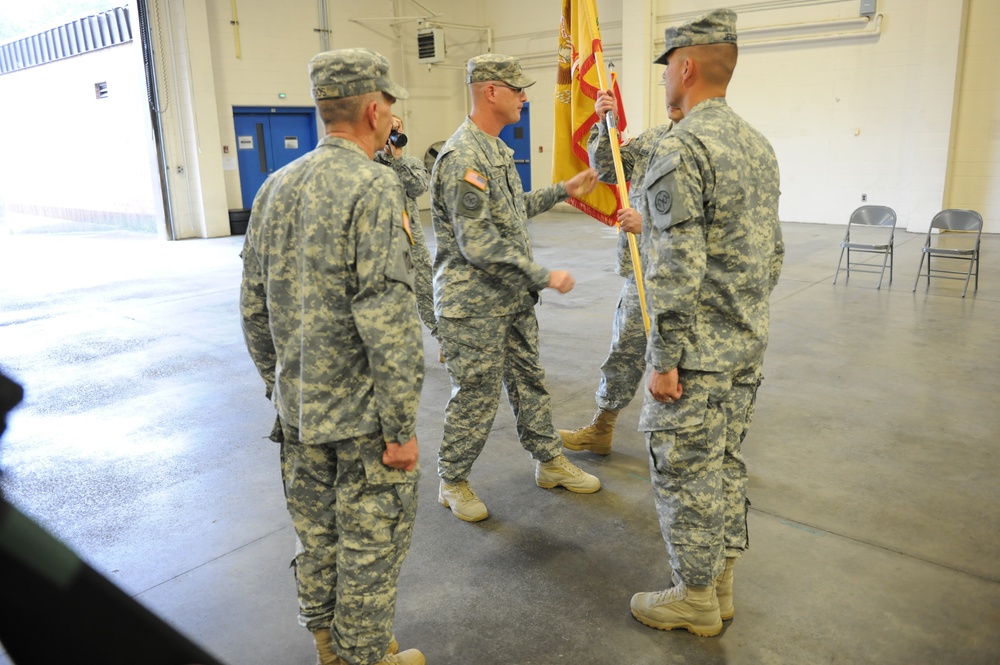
[558,408,619,455]
[535,454,601,493]
[377,649,425,664]
[715,557,736,620]
[312,628,343,665]
[630,583,723,637]
[439,480,489,522]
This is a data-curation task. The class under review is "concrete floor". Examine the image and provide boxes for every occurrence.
[1,212,998,665]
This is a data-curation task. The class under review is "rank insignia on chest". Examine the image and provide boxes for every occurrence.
[402,210,414,245]
[463,169,488,190]
[654,189,672,214]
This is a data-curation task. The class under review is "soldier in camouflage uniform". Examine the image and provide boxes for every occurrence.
[240,48,425,665]
[628,9,784,637]
[374,115,437,341]
[431,54,602,523]
[558,91,680,455]
[572,94,767,584]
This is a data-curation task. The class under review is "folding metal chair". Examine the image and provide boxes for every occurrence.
[833,205,897,289]
[912,209,983,298]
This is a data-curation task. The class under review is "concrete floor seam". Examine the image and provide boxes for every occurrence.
[752,506,1000,585]
[132,524,290,599]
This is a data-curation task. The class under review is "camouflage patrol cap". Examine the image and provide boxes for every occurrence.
[466,54,536,88]
[653,8,738,65]
[309,48,409,101]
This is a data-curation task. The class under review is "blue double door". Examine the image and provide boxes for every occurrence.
[499,101,531,190]
[234,104,529,206]
[234,106,317,209]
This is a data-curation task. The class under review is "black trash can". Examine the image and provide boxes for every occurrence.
[229,209,251,235]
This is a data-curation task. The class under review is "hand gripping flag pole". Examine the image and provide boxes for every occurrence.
[580,0,650,334]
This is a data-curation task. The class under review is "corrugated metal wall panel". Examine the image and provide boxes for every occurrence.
[0,7,132,76]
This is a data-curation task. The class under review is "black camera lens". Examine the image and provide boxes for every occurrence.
[389,130,408,148]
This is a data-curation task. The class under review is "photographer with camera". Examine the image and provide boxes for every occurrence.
[374,115,439,353]
[387,122,408,150]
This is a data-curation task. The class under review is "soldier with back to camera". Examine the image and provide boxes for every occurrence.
[240,48,426,665]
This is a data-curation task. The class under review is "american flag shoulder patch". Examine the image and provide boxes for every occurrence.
[463,169,488,190]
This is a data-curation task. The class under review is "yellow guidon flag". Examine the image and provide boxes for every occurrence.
[552,0,628,226]
[553,0,650,332]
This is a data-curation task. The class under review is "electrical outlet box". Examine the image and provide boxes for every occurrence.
[862,193,868,202]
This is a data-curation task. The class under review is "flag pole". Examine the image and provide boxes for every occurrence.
[580,0,650,333]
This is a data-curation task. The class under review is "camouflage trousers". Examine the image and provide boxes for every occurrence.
[280,422,417,665]
[642,368,764,585]
[643,370,731,588]
[723,367,763,557]
[595,275,646,411]
[437,310,561,482]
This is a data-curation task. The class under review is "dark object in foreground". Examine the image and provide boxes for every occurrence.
[0,371,227,665]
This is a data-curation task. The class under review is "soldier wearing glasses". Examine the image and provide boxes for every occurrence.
[430,54,602,523]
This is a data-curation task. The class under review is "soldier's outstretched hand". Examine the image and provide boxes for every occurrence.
[547,270,575,294]
[565,168,599,198]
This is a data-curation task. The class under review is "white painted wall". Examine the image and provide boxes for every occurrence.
[186,0,978,235]
[2,0,997,237]
[203,0,333,212]
[948,0,1000,230]
[194,0,625,216]
[636,0,970,233]
[482,0,623,197]
[149,0,234,239]
[201,0,494,213]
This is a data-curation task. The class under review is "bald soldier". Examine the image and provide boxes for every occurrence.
[431,54,602,523]
[629,9,784,637]
[240,48,425,665]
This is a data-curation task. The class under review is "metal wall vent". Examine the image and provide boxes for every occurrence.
[417,28,444,64]
[0,6,133,76]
